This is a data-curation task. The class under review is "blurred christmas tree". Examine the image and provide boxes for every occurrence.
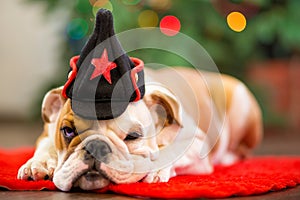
[26,0,300,79]
[27,0,300,126]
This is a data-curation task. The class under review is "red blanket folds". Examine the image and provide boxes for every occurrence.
[0,147,299,198]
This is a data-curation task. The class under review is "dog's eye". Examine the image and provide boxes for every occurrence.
[61,126,77,139]
[125,132,142,141]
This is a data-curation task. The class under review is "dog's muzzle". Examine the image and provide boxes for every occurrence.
[71,139,113,190]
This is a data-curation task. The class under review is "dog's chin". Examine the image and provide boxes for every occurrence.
[74,170,110,190]
[70,159,148,190]
[73,168,147,190]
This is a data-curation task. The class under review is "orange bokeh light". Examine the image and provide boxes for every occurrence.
[226,11,247,32]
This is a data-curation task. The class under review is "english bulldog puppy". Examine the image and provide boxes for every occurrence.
[17,67,262,191]
[17,8,262,191]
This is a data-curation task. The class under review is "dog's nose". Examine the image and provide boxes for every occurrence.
[85,140,112,161]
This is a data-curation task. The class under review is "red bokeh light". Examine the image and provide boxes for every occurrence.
[160,15,181,36]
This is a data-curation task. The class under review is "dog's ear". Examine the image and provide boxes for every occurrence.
[144,84,183,128]
[41,87,66,123]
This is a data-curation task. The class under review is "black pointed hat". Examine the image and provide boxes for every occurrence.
[62,9,145,120]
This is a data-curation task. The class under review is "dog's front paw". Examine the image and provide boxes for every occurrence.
[143,167,172,183]
[17,157,57,181]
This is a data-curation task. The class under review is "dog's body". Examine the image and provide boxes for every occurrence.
[18,67,262,191]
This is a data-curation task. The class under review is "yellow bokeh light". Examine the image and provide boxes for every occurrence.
[138,10,159,28]
[226,12,247,32]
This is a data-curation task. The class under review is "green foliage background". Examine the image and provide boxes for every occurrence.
[27,0,300,126]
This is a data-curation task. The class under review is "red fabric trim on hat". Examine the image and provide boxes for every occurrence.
[130,57,144,102]
[62,56,79,99]
[62,56,144,101]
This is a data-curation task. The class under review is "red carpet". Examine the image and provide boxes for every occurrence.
[1,147,300,198]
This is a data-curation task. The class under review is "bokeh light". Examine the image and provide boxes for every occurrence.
[160,15,181,36]
[138,10,159,28]
[92,0,113,16]
[67,18,89,40]
[76,0,91,14]
[226,11,247,32]
[122,0,141,5]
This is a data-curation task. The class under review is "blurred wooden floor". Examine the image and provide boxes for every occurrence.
[0,121,299,199]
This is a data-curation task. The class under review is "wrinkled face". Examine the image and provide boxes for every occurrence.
[42,85,182,191]
[53,100,160,191]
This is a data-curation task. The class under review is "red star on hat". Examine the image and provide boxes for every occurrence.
[90,48,117,84]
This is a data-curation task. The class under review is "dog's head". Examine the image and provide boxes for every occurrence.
[41,85,182,191]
